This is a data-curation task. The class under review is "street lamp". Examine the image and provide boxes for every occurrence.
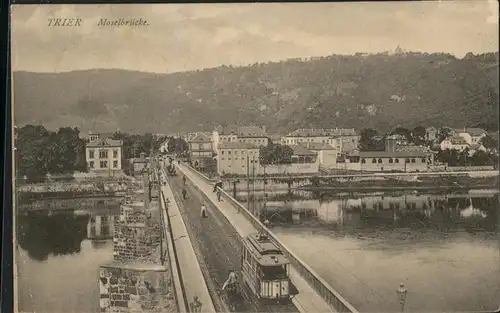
[396,282,408,313]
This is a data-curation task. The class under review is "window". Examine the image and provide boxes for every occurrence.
[361,158,366,163]
[405,158,410,163]
[100,161,108,168]
[113,160,118,168]
[89,161,94,168]
[113,150,118,158]
[228,151,232,155]
[99,150,108,159]
[372,158,377,163]
[411,158,416,163]
[377,158,383,163]
[221,151,225,155]
[89,150,95,159]
[395,158,400,163]
[421,158,426,163]
[389,158,393,163]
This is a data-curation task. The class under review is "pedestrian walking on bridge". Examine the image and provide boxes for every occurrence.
[182,187,187,200]
[213,180,223,192]
[182,175,187,185]
[216,188,223,202]
[200,203,208,219]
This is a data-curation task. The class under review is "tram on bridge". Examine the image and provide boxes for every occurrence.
[240,232,298,304]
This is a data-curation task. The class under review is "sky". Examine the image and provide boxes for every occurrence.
[11,1,499,73]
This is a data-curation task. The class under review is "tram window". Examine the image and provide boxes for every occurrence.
[261,265,288,280]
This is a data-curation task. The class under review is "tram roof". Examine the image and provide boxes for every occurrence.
[244,233,290,266]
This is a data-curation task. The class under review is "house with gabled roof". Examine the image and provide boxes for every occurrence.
[291,145,318,164]
[188,133,214,170]
[453,128,489,145]
[85,137,123,175]
[158,138,170,154]
[301,142,338,169]
[440,136,471,151]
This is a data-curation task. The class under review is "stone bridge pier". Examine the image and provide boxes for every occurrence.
[98,168,178,313]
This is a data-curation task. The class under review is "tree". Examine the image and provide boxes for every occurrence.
[167,137,189,155]
[436,148,459,166]
[359,128,379,151]
[481,134,498,150]
[469,150,493,166]
[436,127,452,143]
[458,147,470,166]
[259,143,293,164]
[112,131,167,158]
[15,125,87,181]
[412,126,426,145]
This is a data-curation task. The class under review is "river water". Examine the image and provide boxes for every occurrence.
[15,191,499,313]
[15,201,119,313]
[240,190,499,313]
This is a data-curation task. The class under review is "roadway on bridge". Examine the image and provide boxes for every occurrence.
[166,169,298,313]
[176,163,337,313]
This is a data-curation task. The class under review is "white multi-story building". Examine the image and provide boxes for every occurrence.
[86,137,123,175]
[212,125,269,153]
[216,142,261,176]
[281,128,360,154]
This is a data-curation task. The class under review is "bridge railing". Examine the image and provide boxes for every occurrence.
[181,164,359,313]
[156,171,189,313]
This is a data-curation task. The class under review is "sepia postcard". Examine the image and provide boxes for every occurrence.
[11,2,499,313]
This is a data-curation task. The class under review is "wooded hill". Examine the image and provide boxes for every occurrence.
[13,51,499,134]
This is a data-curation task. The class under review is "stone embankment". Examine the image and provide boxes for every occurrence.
[98,171,178,313]
[18,179,142,201]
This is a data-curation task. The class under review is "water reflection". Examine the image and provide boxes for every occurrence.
[86,214,116,240]
[248,192,498,233]
[240,191,499,312]
[16,203,118,313]
[17,213,89,261]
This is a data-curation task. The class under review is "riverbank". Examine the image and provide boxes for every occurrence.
[299,175,498,192]
[17,176,141,201]
[18,191,125,202]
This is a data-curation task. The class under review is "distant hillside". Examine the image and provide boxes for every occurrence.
[13,52,499,134]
